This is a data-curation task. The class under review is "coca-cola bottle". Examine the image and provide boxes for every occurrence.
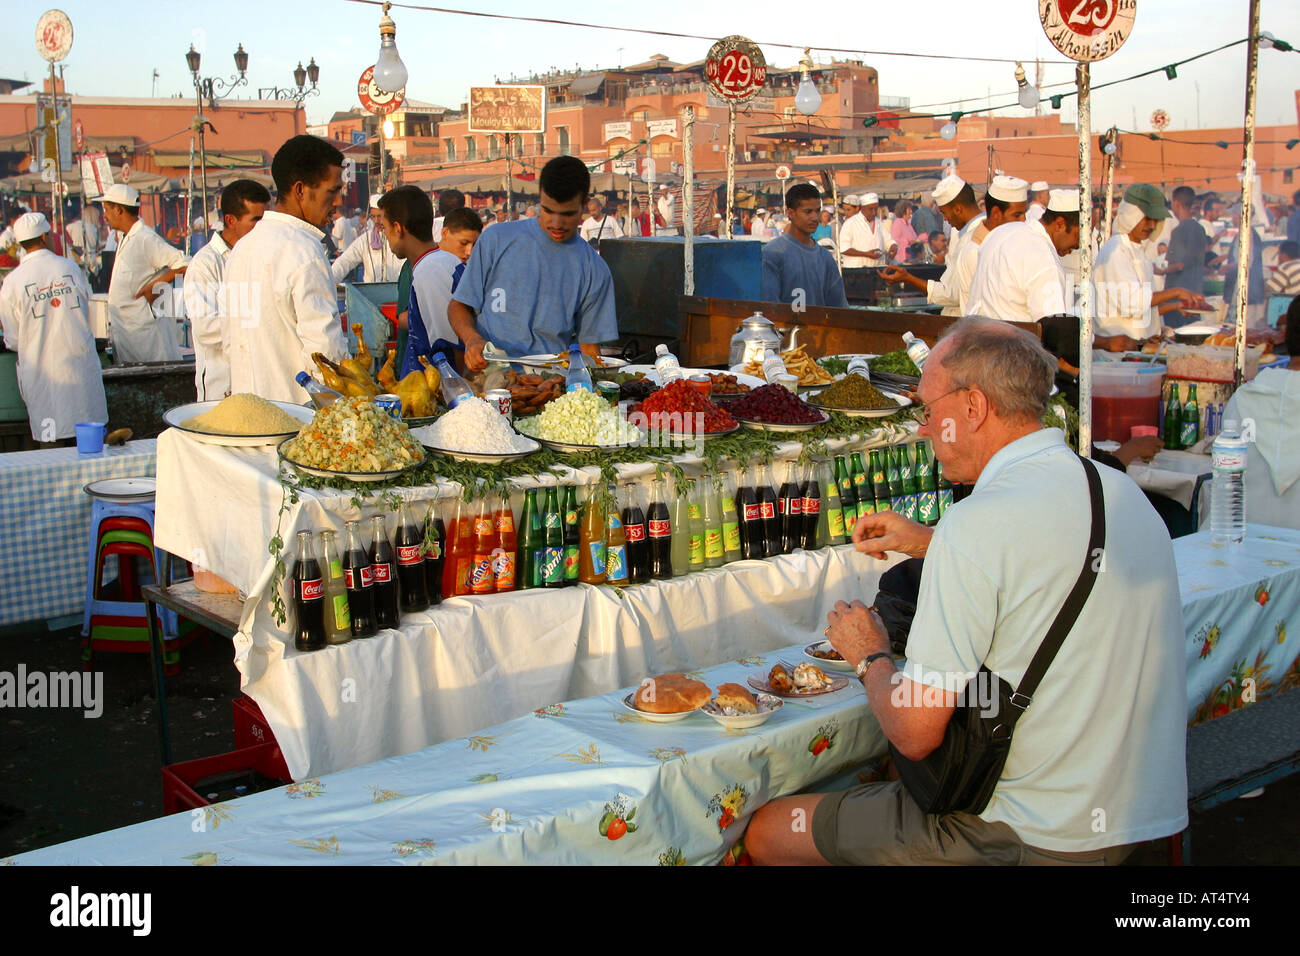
[800,461,821,551]
[738,463,764,560]
[778,460,803,554]
[622,482,649,583]
[342,520,376,638]
[757,462,781,557]
[423,502,445,606]
[368,514,400,629]
[470,497,498,595]
[647,478,673,580]
[395,501,429,612]
[292,530,327,651]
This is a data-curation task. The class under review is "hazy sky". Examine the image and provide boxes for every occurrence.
[5,0,1299,135]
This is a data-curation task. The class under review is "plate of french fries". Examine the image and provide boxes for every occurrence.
[734,346,834,388]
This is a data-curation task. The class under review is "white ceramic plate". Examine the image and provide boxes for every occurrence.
[726,364,834,389]
[83,477,157,502]
[165,400,314,446]
[628,365,765,389]
[805,389,913,419]
[747,672,849,698]
[410,426,539,464]
[277,437,425,483]
[513,353,628,374]
[621,692,705,723]
[700,693,784,730]
[802,641,855,673]
[528,434,644,455]
[733,409,831,433]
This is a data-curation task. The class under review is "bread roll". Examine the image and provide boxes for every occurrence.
[768,664,793,694]
[634,673,711,714]
[714,682,758,714]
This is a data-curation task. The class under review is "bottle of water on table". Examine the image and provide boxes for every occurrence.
[1210,420,1247,545]
[565,344,593,392]
[654,343,685,384]
[430,351,475,409]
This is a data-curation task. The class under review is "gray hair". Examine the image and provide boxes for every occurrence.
[936,317,1055,423]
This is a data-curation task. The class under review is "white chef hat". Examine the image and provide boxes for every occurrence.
[1046,189,1080,213]
[13,212,50,242]
[862,192,880,205]
[1030,180,1050,193]
[988,175,1028,203]
[932,175,966,206]
[369,193,383,209]
[97,183,140,206]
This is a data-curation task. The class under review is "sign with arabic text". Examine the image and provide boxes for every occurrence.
[646,119,678,140]
[468,86,546,133]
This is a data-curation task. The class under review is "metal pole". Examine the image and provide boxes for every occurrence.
[832,178,842,274]
[195,82,209,238]
[725,102,736,240]
[1234,0,1261,389]
[379,121,386,192]
[682,105,695,296]
[48,63,66,250]
[1103,128,1116,240]
[505,134,512,220]
[1076,61,1094,457]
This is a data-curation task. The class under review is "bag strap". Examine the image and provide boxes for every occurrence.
[1001,455,1106,725]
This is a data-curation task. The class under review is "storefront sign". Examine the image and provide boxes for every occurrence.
[468,86,546,133]
[646,119,678,140]
[604,121,633,142]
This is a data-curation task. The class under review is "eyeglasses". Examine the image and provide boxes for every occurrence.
[916,386,969,425]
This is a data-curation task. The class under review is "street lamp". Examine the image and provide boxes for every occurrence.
[258,57,321,102]
[188,43,249,237]
[794,49,821,116]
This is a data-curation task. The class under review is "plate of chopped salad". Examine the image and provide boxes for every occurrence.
[278,398,425,481]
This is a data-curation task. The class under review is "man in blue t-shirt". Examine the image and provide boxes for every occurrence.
[450,156,618,371]
[761,183,848,308]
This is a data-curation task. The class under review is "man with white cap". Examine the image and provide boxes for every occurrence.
[1094,183,1207,341]
[1025,181,1051,223]
[839,192,895,268]
[224,134,349,403]
[882,175,985,315]
[332,193,403,284]
[98,183,190,364]
[0,212,108,445]
[966,183,1072,323]
[655,184,677,236]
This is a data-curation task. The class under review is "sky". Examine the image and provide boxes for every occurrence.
[3,0,1299,135]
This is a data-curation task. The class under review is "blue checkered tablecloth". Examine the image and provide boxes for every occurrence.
[0,440,157,627]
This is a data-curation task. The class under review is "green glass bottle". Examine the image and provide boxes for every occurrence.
[850,453,874,517]
[937,460,953,516]
[562,484,581,585]
[1164,384,1182,450]
[516,488,541,589]
[1180,383,1199,449]
[834,456,857,529]
[886,445,904,498]
[915,441,938,526]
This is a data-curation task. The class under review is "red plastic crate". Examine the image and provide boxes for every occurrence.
[161,741,291,815]
[232,695,277,750]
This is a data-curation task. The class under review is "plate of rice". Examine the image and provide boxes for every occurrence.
[278,398,425,481]
[409,396,540,464]
[164,395,315,446]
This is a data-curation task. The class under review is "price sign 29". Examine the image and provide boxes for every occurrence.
[705,35,767,103]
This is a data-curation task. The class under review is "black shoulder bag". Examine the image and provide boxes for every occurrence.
[889,455,1106,816]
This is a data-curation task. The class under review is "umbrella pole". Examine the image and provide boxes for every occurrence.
[683,105,695,296]
[1076,61,1095,456]
[1234,0,1261,389]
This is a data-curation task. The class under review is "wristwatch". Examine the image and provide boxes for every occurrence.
[855,652,893,681]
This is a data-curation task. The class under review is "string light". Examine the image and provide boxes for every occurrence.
[1014,62,1039,109]
[940,111,961,140]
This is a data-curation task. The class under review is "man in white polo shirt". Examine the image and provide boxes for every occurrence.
[881,175,986,315]
[746,317,1187,864]
[839,192,895,267]
[224,135,349,403]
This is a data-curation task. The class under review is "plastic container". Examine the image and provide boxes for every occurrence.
[1166,343,1263,383]
[75,421,106,455]
[1089,364,1165,444]
[161,741,291,815]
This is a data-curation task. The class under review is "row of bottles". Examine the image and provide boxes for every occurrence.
[832,441,950,530]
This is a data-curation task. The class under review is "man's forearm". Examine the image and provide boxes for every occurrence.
[448,300,482,346]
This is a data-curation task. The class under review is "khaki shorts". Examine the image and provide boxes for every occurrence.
[811,781,1136,866]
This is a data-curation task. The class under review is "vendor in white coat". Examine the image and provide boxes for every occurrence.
[98,184,189,364]
[839,193,896,267]
[331,194,402,284]
[1093,183,1206,341]
[182,179,271,401]
[223,135,349,403]
[966,179,1072,323]
[0,213,108,445]
[881,175,986,315]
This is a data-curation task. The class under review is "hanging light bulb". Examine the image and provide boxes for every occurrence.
[1014,62,1038,110]
[940,111,961,140]
[1258,31,1275,49]
[794,48,821,116]
[373,1,408,93]
[1103,141,1117,155]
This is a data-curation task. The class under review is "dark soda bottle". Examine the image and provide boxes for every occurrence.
[757,462,781,557]
[542,486,565,588]
[800,460,821,550]
[422,503,444,606]
[292,530,327,651]
[368,514,400,629]
[562,484,581,586]
[395,501,429,612]
[647,477,673,579]
[778,460,803,554]
[622,482,649,583]
[342,520,376,638]
[738,464,764,559]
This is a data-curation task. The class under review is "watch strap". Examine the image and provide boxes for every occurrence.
[857,652,893,679]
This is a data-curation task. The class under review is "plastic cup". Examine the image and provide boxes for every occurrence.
[75,422,106,455]
[1131,425,1158,439]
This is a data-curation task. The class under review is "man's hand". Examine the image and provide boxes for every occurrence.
[880,265,908,283]
[1113,435,1163,467]
[463,338,488,372]
[1174,289,1209,311]
[851,510,934,560]
[825,599,889,670]
[866,249,884,260]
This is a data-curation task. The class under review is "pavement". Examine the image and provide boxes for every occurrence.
[1,618,1297,864]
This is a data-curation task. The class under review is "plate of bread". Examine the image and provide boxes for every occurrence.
[748,662,847,698]
[624,673,712,722]
[701,683,784,730]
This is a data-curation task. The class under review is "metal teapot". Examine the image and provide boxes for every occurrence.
[728,311,801,367]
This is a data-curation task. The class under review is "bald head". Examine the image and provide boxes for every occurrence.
[933,317,1055,424]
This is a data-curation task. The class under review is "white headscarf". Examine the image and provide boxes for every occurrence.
[1113,200,1146,238]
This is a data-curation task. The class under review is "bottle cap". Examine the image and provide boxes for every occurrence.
[295,371,310,384]
[431,351,447,365]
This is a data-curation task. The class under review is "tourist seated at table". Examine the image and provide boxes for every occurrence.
[744,317,1187,865]
[1221,308,1300,530]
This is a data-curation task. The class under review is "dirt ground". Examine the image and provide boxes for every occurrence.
[1,619,1296,864]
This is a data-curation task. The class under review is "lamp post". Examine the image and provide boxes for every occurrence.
[257,57,321,102]
[187,43,248,238]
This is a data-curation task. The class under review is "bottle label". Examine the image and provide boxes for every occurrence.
[474,517,494,536]
[688,534,704,564]
[759,501,776,520]
[870,467,885,485]
[606,545,627,581]
[563,545,580,580]
[606,513,623,530]
[900,464,913,480]
[544,513,562,531]
[494,550,517,589]
[939,488,954,512]
[704,529,724,558]
[424,540,442,561]
[588,541,607,577]
[852,473,867,488]
[919,491,938,523]
[332,594,351,630]
[329,559,343,578]
[743,503,761,521]
[371,563,392,585]
[828,508,846,538]
[542,547,564,583]
[802,496,820,517]
[1212,450,1246,471]
[721,496,736,512]
[648,519,671,537]
[687,504,702,519]
[564,509,578,526]
[777,497,785,516]
[470,557,495,592]
[723,520,741,551]
[300,578,323,601]
[360,565,374,587]
[859,499,876,517]
[496,514,515,534]
[397,544,423,566]
[625,523,647,542]
[787,498,803,516]
[1181,419,1198,445]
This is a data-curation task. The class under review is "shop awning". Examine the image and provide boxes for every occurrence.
[152,149,265,169]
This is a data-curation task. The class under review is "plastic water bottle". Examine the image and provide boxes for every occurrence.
[654,344,685,384]
[1210,420,1247,545]
[565,344,594,392]
[761,349,786,384]
[901,332,930,370]
[296,371,343,409]
[846,356,872,383]
[430,351,475,408]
